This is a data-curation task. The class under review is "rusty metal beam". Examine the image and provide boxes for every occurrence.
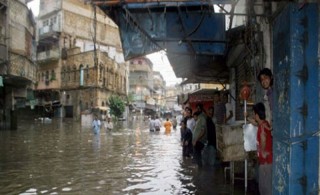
[91,0,233,6]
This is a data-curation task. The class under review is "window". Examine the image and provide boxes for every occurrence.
[45,71,49,81]
[62,68,66,81]
[43,20,49,26]
[73,66,76,81]
[67,67,71,81]
[80,64,84,86]
[51,70,56,81]
[86,65,89,79]
[79,100,83,111]
[100,66,103,80]
[50,16,56,25]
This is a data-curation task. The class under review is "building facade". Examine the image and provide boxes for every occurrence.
[152,71,166,113]
[0,0,37,129]
[35,0,128,120]
[128,57,155,114]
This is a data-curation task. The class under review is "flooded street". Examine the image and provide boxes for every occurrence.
[0,118,252,195]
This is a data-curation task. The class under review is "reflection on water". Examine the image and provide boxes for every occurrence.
[0,118,250,195]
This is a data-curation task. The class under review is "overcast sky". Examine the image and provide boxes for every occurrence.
[28,0,181,86]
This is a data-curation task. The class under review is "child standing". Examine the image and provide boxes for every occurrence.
[253,102,272,195]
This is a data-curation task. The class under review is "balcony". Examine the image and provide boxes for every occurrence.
[37,49,60,62]
[39,24,60,37]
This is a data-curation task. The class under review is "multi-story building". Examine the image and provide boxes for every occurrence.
[152,71,165,113]
[35,0,128,120]
[0,0,37,130]
[165,85,180,112]
[128,57,154,114]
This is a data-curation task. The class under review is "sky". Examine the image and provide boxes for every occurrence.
[147,51,182,86]
[27,0,182,86]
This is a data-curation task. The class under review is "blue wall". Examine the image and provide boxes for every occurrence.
[273,3,319,194]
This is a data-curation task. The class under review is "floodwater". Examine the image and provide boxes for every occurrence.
[0,117,254,195]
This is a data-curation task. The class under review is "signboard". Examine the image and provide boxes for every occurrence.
[189,94,214,103]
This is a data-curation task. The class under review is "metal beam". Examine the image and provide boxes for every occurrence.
[92,0,234,6]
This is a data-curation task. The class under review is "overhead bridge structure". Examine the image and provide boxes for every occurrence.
[93,0,234,84]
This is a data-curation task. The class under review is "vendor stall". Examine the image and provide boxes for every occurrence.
[216,121,258,191]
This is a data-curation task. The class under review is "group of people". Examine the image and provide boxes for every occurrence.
[148,115,178,133]
[92,116,114,134]
[179,89,236,167]
[90,68,273,195]
[179,67,273,195]
[180,103,218,168]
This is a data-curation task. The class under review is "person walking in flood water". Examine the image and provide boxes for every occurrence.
[92,115,101,135]
[149,116,156,132]
[105,117,113,131]
[172,116,177,129]
[164,118,172,133]
[154,116,161,131]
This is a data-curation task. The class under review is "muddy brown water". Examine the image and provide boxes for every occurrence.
[0,118,255,195]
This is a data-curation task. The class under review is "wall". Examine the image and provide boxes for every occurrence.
[62,0,121,49]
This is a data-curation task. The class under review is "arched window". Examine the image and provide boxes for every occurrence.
[99,65,103,80]
[67,67,71,81]
[86,65,89,79]
[73,65,76,81]
[79,64,84,86]
[106,68,109,85]
[62,68,65,81]
[79,100,83,111]
[116,74,119,89]
[102,101,105,106]
[45,71,49,81]
[51,70,56,81]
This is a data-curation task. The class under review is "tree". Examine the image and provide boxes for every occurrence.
[108,95,125,118]
[127,92,134,105]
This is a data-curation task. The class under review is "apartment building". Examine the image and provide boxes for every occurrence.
[0,0,37,129]
[35,0,128,120]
